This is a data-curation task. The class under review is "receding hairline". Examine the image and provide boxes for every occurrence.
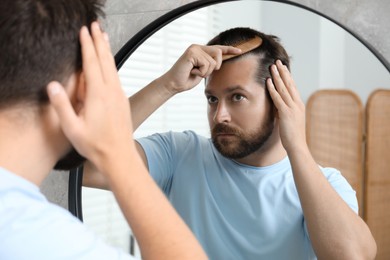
[205,54,265,90]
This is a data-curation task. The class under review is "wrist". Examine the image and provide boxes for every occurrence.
[155,74,180,96]
[285,142,311,160]
[91,141,138,177]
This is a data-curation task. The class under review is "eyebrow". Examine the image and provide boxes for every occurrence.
[204,85,247,96]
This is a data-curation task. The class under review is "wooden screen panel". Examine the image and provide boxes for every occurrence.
[364,89,390,260]
[306,89,364,216]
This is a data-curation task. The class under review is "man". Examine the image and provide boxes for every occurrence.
[0,0,209,259]
[85,28,376,259]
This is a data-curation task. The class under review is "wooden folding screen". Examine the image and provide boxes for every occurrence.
[364,89,390,260]
[306,89,364,216]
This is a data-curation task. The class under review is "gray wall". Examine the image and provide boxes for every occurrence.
[41,0,390,209]
[101,0,390,64]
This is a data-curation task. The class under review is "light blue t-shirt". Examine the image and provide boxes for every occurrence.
[137,130,358,260]
[0,167,134,260]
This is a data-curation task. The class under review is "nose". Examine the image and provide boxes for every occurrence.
[213,102,231,124]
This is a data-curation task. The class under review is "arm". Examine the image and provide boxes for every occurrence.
[130,44,242,131]
[83,44,241,188]
[267,60,376,260]
[47,22,207,260]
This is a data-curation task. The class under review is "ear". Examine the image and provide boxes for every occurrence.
[75,72,86,113]
[64,72,85,113]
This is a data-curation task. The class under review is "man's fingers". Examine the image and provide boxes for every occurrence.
[47,81,81,141]
[266,78,284,110]
[276,60,301,102]
[90,22,118,85]
[186,45,241,76]
[270,64,294,106]
[214,45,242,55]
[208,45,241,69]
[204,53,218,75]
[191,62,214,77]
[213,52,223,70]
[80,25,103,94]
[190,68,203,77]
[190,52,217,77]
[186,45,242,78]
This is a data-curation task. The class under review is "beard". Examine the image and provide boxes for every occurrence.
[211,112,274,159]
[53,148,86,171]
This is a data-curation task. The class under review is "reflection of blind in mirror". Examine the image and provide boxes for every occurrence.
[118,6,221,138]
[83,7,221,258]
[82,187,137,254]
[82,1,390,257]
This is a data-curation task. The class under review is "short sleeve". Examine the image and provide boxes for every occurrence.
[302,166,359,241]
[0,192,135,260]
[321,167,359,214]
[136,131,197,194]
[136,132,176,192]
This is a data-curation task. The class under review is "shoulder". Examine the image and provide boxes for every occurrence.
[137,130,209,147]
[0,194,133,259]
[319,166,359,213]
[318,166,355,190]
[319,166,346,183]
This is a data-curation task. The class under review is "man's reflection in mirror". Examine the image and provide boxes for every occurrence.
[84,27,377,260]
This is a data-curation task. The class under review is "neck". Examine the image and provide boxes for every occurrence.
[0,108,66,186]
[234,128,287,167]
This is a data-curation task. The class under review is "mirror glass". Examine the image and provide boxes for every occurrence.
[81,0,390,256]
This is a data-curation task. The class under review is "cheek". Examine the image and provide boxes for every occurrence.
[237,102,270,125]
[235,109,255,125]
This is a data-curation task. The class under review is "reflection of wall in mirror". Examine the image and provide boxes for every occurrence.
[119,6,221,138]
[82,1,390,257]
[217,1,390,103]
[83,6,220,257]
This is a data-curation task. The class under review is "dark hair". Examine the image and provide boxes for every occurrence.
[0,0,105,109]
[207,27,290,87]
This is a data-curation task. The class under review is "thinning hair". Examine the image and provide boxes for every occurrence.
[207,27,290,87]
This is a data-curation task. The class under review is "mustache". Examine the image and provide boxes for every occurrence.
[211,123,241,136]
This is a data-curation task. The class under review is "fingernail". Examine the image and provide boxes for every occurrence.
[48,82,61,96]
[80,26,88,35]
[272,65,278,73]
[92,21,100,32]
[266,78,273,85]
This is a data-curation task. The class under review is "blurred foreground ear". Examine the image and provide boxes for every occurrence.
[76,72,86,104]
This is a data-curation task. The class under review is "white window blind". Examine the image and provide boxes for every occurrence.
[82,6,221,258]
[119,6,221,138]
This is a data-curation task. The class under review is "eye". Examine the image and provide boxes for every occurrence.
[207,95,218,104]
[232,94,245,102]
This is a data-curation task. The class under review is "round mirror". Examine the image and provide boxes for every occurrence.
[69,0,390,257]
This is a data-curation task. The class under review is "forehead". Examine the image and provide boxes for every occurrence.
[206,55,260,92]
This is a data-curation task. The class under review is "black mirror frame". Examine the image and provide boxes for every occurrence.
[68,0,390,220]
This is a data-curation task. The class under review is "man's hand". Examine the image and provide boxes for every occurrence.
[47,21,133,173]
[47,22,208,260]
[266,60,306,152]
[267,60,377,260]
[159,44,241,95]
